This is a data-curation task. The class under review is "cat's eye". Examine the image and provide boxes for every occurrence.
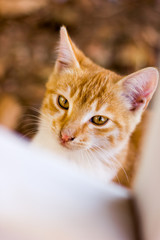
[58,95,69,110]
[90,115,108,126]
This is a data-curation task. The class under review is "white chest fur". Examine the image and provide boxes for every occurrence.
[33,128,117,183]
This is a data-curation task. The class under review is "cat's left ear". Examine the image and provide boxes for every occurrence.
[118,67,159,111]
[55,26,80,72]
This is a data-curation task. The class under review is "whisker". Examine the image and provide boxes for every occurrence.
[89,143,129,183]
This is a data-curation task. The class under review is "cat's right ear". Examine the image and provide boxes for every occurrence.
[55,26,80,72]
[118,67,159,112]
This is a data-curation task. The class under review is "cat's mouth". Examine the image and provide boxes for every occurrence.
[59,140,84,150]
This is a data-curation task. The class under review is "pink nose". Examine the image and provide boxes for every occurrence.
[61,134,70,142]
[60,132,75,143]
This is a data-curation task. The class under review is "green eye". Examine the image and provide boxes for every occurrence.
[90,115,108,126]
[58,95,69,110]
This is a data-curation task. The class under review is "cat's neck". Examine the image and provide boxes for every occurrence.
[113,111,150,188]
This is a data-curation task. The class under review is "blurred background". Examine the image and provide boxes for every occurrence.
[0,0,160,138]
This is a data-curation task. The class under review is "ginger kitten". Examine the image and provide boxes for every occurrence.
[33,26,159,187]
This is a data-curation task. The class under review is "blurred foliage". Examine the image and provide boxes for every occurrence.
[0,0,160,137]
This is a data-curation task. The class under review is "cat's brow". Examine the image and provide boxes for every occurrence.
[75,73,110,105]
[70,88,80,100]
[91,100,99,112]
[91,100,108,112]
[65,86,71,98]
[81,101,108,124]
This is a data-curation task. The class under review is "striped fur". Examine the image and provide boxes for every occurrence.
[33,27,159,187]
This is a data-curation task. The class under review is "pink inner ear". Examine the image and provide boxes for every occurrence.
[55,26,80,72]
[129,82,154,111]
[123,68,159,111]
[56,60,70,72]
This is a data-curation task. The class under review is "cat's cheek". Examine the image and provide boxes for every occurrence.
[48,106,67,133]
[81,137,92,149]
[91,130,120,150]
[48,116,61,137]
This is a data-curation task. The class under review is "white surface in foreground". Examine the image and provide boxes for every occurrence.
[0,127,135,240]
[134,86,160,240]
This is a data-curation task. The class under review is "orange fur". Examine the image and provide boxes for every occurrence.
[33,26,159,187]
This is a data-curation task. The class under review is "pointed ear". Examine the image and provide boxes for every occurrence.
[55,26,80,72]
[118,67,159,111]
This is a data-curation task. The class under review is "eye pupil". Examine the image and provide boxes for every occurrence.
[98,116,102,121]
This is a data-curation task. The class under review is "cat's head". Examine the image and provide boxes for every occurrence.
[41,26,159,154]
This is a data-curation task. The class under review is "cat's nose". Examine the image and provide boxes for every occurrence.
[60,131,75,143]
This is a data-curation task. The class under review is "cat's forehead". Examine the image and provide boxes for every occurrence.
[57,69,121,108]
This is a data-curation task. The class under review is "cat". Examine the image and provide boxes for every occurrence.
[33,26,159,188]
